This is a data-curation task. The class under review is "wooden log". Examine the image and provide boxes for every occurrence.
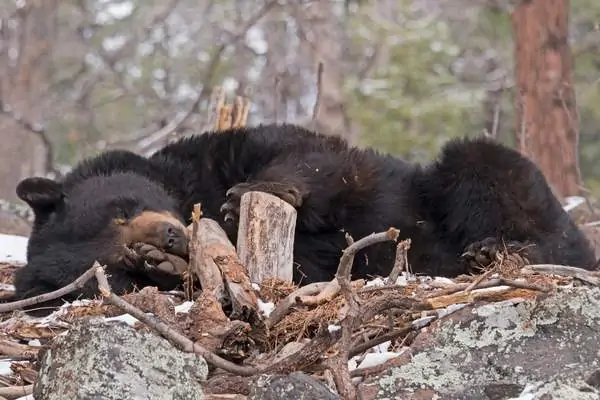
[187,208,259,319]
[236,191,297,284]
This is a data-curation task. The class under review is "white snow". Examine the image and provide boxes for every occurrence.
[0,283,15,291]
[364,277,386,288]
[0,233,28,264]
[0,360,13,375]
[174,301,194,314]
[103,314,140,326]
[257,299,275,317]
[563,196,586,212]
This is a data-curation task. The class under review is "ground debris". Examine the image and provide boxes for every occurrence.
[0,235,596,398]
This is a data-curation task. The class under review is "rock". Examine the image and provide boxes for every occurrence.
[357,286,600,400]
[34,319,208,400]
[249,371,339,400]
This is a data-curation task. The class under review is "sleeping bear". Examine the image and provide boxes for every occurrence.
[7,123,597,314]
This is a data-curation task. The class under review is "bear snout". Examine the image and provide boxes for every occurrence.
[118,210,189,257]
[163,221,189,257]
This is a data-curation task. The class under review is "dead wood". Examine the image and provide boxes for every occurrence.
[189,204,226,300]
[264,281,331,330]
[237,191,297,284]
[0,340,39,359]
[211,89,251,131]
[522,264,600,286]
[426,286,541,309]
[329,227,400,400]
[187,205,258,320]
[426,277,550,299]
[348,325,413,359]
[387,239,411,284]
[264,329,342,374]
[184,206,257,352]
[0,383,33,398]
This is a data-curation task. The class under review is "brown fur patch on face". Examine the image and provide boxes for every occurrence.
[115,211,189,256]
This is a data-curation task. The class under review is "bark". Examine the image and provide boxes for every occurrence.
[294,1,354,142]
[0,1,59,203]
[511,0,581,199]
[236,191,297,284]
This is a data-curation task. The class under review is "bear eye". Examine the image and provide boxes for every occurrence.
[116,207,130,221]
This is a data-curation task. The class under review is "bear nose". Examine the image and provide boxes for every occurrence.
[164,223,189,257]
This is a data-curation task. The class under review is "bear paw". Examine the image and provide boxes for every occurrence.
[220,181,303,223]
[461,237,530,271]
[122,243,188,275]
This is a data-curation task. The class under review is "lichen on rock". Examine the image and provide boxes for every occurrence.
[34,319,208,400]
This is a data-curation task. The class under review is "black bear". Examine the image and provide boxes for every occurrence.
[6,123,597,315]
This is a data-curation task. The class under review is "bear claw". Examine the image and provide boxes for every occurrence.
[461,237,531,272]
[220,180,303,224]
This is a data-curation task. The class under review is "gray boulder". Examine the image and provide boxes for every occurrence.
[34,319,208,400]
[358,286,600,399]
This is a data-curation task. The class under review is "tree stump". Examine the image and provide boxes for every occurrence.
[236,191,297,284]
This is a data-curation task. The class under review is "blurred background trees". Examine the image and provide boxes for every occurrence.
[1,0,599,205]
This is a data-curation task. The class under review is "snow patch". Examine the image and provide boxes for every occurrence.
[0,234,28,264]
[174,301,194,314]
[0,360,13,375]
[563,196,586,212]
[257,299,275,317]
[0,283,15,291]
[103,314,140,326]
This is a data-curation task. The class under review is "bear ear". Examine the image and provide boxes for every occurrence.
[16,177,65,211]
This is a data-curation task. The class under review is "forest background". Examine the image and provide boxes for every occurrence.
[0,0,598,205]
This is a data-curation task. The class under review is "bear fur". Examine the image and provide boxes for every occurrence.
[8,123,597,315]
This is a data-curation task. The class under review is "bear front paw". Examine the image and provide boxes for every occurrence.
[123,243,188,275]
[461,237,530,272]
[219,181,303,224]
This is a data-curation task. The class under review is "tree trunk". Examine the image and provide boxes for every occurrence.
[294,1,354,142]
[511,0,581,199]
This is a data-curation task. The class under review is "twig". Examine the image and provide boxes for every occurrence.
[0,263,100,313]
[311,61,324,126]
[265,329,342,374]
[0,383,33,398]
[0,100,58,177]
[329,227,400,400]
[264,281,331,329]
[522,264,600,286]
[387,239,411,284]
[297,279,341,306]
[336,228,399,296]
[464,267,495,293]
[426,277,549,299]
[348,326,413,359]
[349,353,406,378]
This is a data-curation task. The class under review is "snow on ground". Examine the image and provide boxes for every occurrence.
[0,233,28,264]
[0,360,13,375]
